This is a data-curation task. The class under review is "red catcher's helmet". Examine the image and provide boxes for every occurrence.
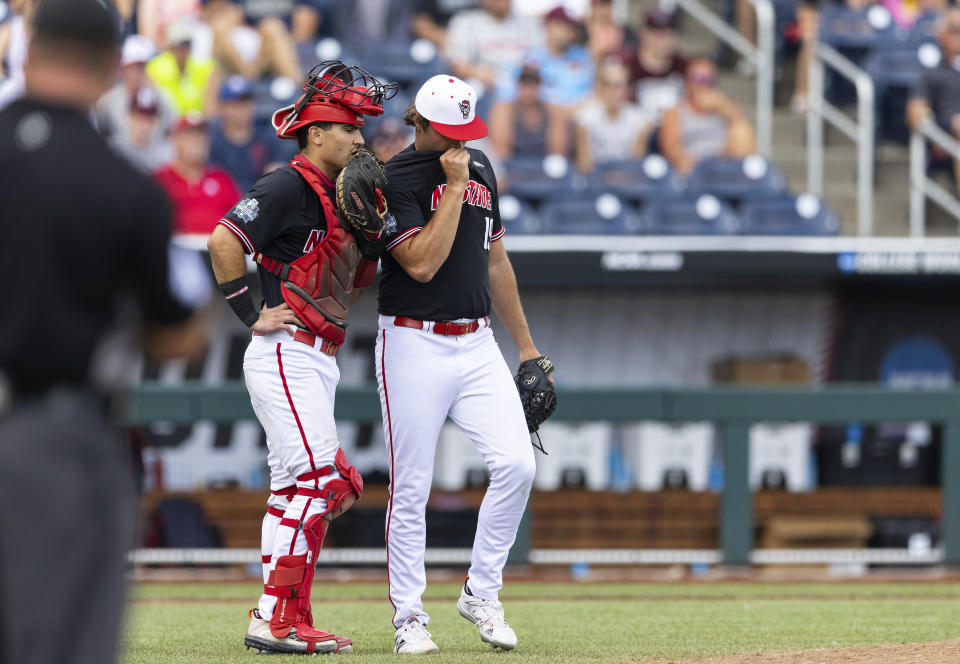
[273,61,399,140]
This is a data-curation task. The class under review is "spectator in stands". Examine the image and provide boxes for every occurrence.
[153,113,241,235]
[575,59,651,173]
[907,6,960,192]
[331,1,415,55]
[137,0,202,50]
[208,75,294,191]
[369,117,413,163]
[146,17,221,116]
[97,35,176,153]
[445,0,543,94]
[621,9,688,127]
[411,0,478,49]
[0,0,34,109]
[488,65,561,160]
[113,88,175,171]
[498,7,594,110]
[584,0,637,64]
[659,57,755,175]
[202,0,306,82]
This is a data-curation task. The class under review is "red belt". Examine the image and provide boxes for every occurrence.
[254,329,340,356]
[393,316,487,336]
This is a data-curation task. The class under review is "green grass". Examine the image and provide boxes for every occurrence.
[122,582,960,663]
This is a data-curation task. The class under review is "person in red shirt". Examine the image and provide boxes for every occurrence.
[153,112,240,235]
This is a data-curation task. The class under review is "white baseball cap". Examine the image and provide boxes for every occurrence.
[414,74,487,141]
[121,34,156,66]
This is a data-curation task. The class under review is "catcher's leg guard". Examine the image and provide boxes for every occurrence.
[262,449,363,653]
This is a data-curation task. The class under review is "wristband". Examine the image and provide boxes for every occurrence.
[218,277,259,327]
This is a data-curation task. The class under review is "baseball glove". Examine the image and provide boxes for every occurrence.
[515,355,558,451]
[336,145,390,259]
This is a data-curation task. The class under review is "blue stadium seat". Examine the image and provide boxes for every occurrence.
[502,156,581,206]
[588,155,687,204]
[637,195,741,235]
[498,194,542,235]
[357,39,445,92]
[818,6,894,50]
[688,156,787,206]
[537,194,634,234]
[739,194,840,235]
[252,76,299,123]
[866,42,940,143]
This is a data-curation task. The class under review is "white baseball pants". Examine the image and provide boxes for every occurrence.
[242,329,342,619]
[375,315,536,627]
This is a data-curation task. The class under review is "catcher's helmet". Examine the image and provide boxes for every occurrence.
[273,61,399,139]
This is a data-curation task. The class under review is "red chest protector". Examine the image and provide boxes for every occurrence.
[253,156,378,346]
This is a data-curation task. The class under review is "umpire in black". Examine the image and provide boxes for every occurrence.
[0,2,205,663]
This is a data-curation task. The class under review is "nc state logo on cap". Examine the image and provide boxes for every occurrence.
[414,75,488,141]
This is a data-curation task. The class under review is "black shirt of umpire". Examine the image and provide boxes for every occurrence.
[378,145,504,321]
[218,164,332,309]
[0,98,192,396]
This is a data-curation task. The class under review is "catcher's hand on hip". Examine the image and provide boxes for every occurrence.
[251,303,299,336]
[514,355,558,439]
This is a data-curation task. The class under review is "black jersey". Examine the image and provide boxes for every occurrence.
[378,145,504,321]
[218,163,334,308]
[0,98,192,395]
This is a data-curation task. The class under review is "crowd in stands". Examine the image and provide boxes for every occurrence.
[5,0,957,237]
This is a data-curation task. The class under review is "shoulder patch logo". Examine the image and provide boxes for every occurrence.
[234,197,260,224]
[383,212,398,236]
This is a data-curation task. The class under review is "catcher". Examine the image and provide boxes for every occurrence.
[206,60,396,655]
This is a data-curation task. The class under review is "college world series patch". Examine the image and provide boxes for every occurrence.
[234,197,260,224]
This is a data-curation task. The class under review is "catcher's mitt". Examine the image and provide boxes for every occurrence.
[336,145,390,259]
[515,355,557,451]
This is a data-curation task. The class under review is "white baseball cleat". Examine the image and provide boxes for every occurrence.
[456,583,517,650]
[394,616,439,655]
[244,608,348,655]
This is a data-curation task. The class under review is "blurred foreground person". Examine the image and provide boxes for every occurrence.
[0,2,206,664]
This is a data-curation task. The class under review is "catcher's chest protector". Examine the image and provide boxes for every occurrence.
[258,157,377,346]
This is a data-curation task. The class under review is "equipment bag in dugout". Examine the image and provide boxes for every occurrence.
[336,144,391,259]
[515,355,558,453]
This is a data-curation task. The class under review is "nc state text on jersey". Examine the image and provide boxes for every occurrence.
[430,181,493,212]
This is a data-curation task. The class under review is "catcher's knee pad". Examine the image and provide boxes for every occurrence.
[295,448,363,521]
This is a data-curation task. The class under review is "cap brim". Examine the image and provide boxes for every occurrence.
[429,115,488,141]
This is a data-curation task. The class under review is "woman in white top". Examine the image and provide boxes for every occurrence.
[574,59,651,173]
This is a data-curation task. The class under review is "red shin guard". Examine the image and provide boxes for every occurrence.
[264,450,363,652]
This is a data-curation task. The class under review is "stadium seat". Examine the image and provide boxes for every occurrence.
[498,194,542,235]
[739,194,840,235]
[357,39,445,92]
[537,194,635,234]
[818,5,894,50]
[637,195,741,235]
[502,155,581,206]
[866,43,940,143]
[688,156,787,206]
[588,155,687,204]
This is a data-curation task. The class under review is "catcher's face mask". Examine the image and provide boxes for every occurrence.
[273,61,399,140]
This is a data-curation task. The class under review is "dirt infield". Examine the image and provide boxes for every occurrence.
[674,639,960,664]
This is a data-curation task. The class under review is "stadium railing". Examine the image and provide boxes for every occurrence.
[806,42,875,236]
[662,0,775,158]
[910,119,960,236]
[127,383,960,567]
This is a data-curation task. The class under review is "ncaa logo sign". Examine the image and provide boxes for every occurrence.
[234,197,260,224]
